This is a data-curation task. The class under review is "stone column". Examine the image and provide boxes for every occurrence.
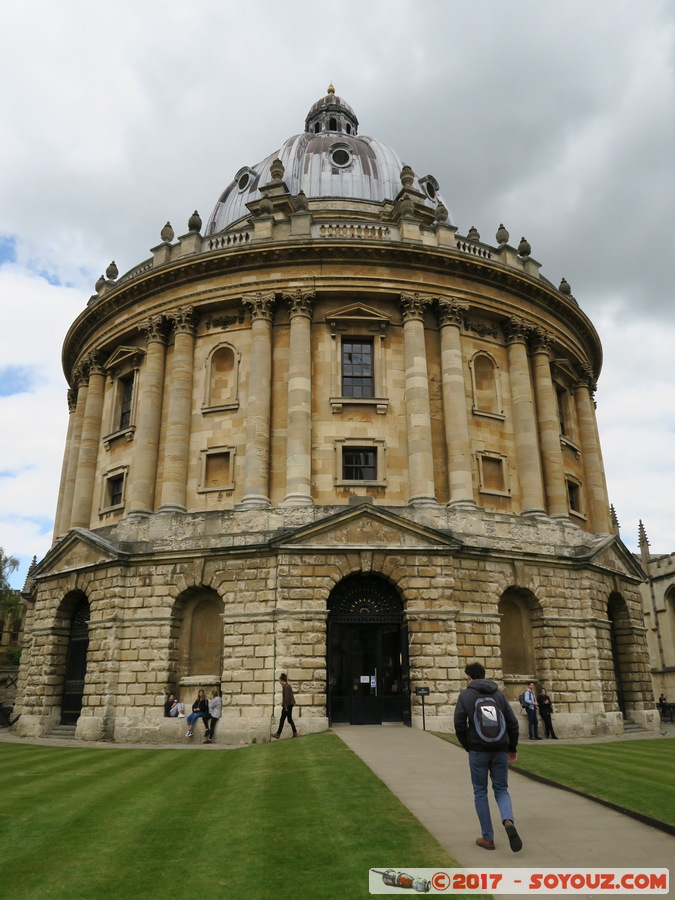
[531,328,568,517]
[70,353,106,528]
[159,307,196,513]
[239,292,275,508]
[126,315,167,516]
[281,289,315,507]
[53,387,78,539]
[401,292,436,506]
[574,366,611,533]
[504,317,545,515]
[437,298,474,506]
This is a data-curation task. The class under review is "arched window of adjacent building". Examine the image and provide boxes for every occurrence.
[470,352,502,417]
[499,588,537,683]
[203,343,239,411]
[665,586,675,658]
[174,589,224,695]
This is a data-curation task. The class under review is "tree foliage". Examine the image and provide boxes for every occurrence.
[0,548,20,622]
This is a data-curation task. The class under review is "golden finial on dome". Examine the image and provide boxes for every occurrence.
[327,83,335,94]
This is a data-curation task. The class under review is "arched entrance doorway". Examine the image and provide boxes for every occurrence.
[61,597,90,725]
[327,574,410,726]
[608,593,630,718]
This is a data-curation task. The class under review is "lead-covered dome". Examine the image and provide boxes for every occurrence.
[206,86,452,234]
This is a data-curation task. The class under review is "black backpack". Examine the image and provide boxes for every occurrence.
[473,694,507,746]
[518,692,527,709]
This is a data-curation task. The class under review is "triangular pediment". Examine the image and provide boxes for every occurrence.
[31,528,128,580]
[327,304,390,336]
[104,345,145,373]
[586,535,646,582]
[271,504,462,550]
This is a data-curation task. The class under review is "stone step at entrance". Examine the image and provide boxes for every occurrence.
[44,725,77,740]
[622,718,647,734]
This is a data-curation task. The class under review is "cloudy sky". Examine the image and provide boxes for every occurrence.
[1,1,674,588]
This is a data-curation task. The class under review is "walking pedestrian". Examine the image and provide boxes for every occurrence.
[454,661,522,852]
[271,674,298,740]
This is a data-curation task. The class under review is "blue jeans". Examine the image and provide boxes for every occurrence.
[468,750,514,841]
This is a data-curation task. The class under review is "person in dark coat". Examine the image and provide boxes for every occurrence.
[271,674,298,739]
[536,687,557,739]
[185,689,208,738]
[454,661,522,853]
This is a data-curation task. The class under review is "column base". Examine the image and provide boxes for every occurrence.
[157,504,187,515]
[280,494,314,508]
[408,495,439,508]
[236,496,271,510]
[446,499,477,510]
[521,507,548,518]
[125,508,153,520]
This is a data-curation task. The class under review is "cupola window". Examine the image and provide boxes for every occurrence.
[329,117,337,131]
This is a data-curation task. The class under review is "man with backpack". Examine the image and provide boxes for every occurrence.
[454,661,523,852]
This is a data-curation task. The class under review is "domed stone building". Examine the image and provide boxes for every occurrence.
[15,87,656,742]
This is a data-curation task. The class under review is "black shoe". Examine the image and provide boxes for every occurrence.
[504,822,522,852]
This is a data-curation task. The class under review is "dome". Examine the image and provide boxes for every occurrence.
[205,87,452,234]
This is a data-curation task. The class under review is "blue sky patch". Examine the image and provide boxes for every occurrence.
[0,365,34,397]
[0,235,17,265]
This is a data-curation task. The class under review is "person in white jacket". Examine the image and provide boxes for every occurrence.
[204,689,221,743]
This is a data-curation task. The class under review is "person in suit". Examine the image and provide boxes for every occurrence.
[536,687,557,739]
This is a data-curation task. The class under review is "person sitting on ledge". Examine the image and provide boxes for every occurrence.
[163,693,185,718]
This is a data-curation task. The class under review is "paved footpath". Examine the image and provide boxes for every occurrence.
[335,724,674,899]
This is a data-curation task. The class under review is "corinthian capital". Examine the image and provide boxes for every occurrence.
[83,349,106,378]
[530,327,553,354]
[575,362,597,395]
[400,291,430,323]
[242,291,276,322]
[168,306,196,335]
[139,314,167,344]
[436,297,469,328]
[283,288,316,319]
[503,316,532,345]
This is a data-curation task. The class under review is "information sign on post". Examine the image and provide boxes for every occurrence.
[415,686,430,730]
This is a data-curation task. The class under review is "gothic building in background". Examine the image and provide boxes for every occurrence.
[14,87,657,742]
[638,522,675,703]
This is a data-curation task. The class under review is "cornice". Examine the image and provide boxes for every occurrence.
[62,238,602,380]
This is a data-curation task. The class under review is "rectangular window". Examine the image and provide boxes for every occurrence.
[108,475,124,508]
[556,388,567,436]
[482,457,505,493]
[567,479,581,513]
[342,339,374,398]
[342,447,377,481]
[118,374,134,430]
[205,452,231,488]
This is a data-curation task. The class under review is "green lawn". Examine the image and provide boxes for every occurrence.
[0,735,460,900]
[434,733,675,827]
